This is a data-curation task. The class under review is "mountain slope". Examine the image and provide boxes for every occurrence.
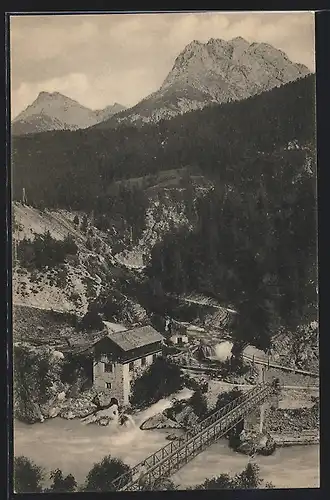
[93,103,127,122]
[12,74,315,211]
[95,37,310,129]
[12,92,126,136]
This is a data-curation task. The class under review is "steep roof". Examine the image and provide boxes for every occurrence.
[104,325,164,352]
[103,320,127,333]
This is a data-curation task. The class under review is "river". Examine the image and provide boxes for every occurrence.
[14,416,319,489]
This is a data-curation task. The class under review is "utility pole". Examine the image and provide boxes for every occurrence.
[259,366,266,433]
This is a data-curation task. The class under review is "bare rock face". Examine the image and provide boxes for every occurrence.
[12,92,126,135]
[96,37,311,129]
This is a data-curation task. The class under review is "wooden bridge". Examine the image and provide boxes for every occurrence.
[111,381,278,491]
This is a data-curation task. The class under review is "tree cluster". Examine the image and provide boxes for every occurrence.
[129,356,184,409]
[14,455,272,492]
[191,462,274,490]
[12,75,315,213]
[17,231,77,270]
[146,147,317,350]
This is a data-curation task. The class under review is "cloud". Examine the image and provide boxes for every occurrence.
[10,12,315,117]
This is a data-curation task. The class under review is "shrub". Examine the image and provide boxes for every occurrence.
[215,388,243,411]
[60,352,93,386]
[80,309,104,331]
[81,214,88,233]
[141,477,176,491]
[192,462,273,490]
[164,398,186,420]
[84,455,132,492]
[45,469,77,492]
[14,456,44,493]
[232,462,263,489]
[188,389,208,419]
[130,357,184,409]
[182,374,208,393]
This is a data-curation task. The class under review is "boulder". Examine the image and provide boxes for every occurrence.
[62,410,75,420]
[52,350,64,360]
[48,406,61,418]
[234,431,276,456]
[140,413,182,431]
[81,404,119,425]
[57,391,66,401]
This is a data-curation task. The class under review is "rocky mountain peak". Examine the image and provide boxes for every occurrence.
[231,36,249,44]
[160,37,310,94]
[36,91,67,102]
[12,91,126,135]
[94,37,312,130]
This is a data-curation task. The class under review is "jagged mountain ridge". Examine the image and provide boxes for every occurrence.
[96,37,310,129]
[12,91,126,136]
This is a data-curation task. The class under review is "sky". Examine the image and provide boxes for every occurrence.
[10,11,315,118]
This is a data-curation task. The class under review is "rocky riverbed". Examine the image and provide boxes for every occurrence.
[264,403,319,434]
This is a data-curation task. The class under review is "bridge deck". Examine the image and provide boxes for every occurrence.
[112,382,277,491]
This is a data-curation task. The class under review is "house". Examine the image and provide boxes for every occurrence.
[93,324,164,405]
[169,333,189,346]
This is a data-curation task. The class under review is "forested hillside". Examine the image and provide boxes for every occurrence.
[12,75,315,212]
[146,146,317,351]
[12,74,317,352]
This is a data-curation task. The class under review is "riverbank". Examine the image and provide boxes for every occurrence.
[14,417,319,489]
[13,380,319,490]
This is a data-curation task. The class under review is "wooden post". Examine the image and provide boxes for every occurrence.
[259,403,265,434]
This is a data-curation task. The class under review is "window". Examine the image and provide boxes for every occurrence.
[178,336,183,346]
[129,362,134,372]
[106,382,112,389]
[104,362,113,373]
[153,354,157,362]
[141,357,146,367]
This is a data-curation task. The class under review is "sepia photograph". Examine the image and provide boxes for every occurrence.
[10,10,318,492]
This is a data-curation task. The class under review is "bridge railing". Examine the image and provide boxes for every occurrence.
[123,382,275,491]
[111,381,275,491]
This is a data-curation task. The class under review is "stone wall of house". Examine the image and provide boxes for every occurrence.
[123,351,162,404]
[93,355,125,405]
[93,350,162,406]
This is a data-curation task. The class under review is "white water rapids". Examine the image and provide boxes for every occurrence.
[14,386,319,489]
